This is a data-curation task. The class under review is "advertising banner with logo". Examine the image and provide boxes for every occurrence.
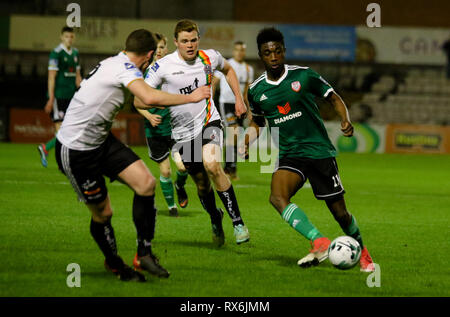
[325,122,386,153]
[356,26,450,65]
[9,15,356,62]
[9,108,145,145]
[278,24,356,62]
[385,124,450,154]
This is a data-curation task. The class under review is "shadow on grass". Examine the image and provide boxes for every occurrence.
[156,209,203,218]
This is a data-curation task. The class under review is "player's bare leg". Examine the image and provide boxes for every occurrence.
[118,160,170,278]
[203,143,249,244]
[326,197,374,272]
[270,169,330,267]
[172,151,189,208]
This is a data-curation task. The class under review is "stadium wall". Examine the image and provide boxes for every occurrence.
[9,108,450,154]
[6,15,450,65]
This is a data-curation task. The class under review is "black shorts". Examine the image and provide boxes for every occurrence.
[146,135,175,163]
[55,133,140,204]
[219,102,244,127]
[173,120,223,175]
[51,98,71,123]
[276,156,346,200]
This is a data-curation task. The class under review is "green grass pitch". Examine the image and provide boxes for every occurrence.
[0,142,449,297]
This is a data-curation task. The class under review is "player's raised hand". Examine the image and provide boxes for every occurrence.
[341,120,354,137]
[189,85,211,103]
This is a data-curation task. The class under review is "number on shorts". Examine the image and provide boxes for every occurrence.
[332,174,342,188]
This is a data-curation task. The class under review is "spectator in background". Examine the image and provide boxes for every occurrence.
[212,41,254,181]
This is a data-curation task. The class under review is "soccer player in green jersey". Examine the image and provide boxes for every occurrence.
[135,33,189,217]
[38,26,82,167]
[242,28,375,272]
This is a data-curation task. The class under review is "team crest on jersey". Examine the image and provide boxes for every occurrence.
[291,81,301,92]
[124,62,136,70]
[151,62,160,72]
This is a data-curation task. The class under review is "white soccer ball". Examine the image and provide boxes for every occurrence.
[328,236,361,270]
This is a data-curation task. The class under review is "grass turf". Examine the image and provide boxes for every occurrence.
[0,142,449,297]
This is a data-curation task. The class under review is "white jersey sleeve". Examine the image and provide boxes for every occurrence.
[57,52,144,150]
[207,49,225,71]
[117,61,144,87]
[144,62,163,88]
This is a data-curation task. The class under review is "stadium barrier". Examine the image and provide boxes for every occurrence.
[8,108,145,145]
[7,108,450,154]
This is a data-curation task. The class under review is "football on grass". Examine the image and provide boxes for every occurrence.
[328,236,361,269]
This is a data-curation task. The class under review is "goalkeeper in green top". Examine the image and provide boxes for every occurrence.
[38,26,82,167]
[242,27,375,272]
[135,33,189,217]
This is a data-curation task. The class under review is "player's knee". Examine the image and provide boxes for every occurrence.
[269,193,289,213]
[134,174,156,196]
[160,166,171,179]
[203,160,222,178]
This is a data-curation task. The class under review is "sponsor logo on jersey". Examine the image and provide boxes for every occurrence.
[291,81,301,92]
[124,62,136,70]
[277,102,291,115]
[172,71,185,75]
[179,78,200,95]
[274,110,302,124]
[151,62,160,72]
[260,94,268,101]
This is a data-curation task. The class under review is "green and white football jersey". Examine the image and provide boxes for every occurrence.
[248,64,336,159]
[48,43,80,99]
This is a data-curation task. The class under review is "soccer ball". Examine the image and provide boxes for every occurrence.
[328,236,361,270]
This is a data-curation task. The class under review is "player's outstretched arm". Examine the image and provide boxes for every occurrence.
[130,79,211,108]
[327,92,354,137]
[220,61,247,117]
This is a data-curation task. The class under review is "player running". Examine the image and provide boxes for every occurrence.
[242,27,375,272]
[135,20,250,246]
[212,41,254,181]
[55,29,211,282]
[135,33,189,217]
[38,26,82,167]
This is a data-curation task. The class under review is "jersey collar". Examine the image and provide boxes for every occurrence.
[265,64,288,86]
[59,43,73,55]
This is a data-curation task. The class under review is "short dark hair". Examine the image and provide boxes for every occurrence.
[256,27,285,52]
[174,19,200,40]
[234,41,246,48]
[125,29,157,55]
[61,26,74,34]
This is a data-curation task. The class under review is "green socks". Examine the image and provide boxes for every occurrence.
[160,176,176,209]
[281,203,323,241]
[343,215,364,248]
[176,170,188,188]
[45,137,56,151]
